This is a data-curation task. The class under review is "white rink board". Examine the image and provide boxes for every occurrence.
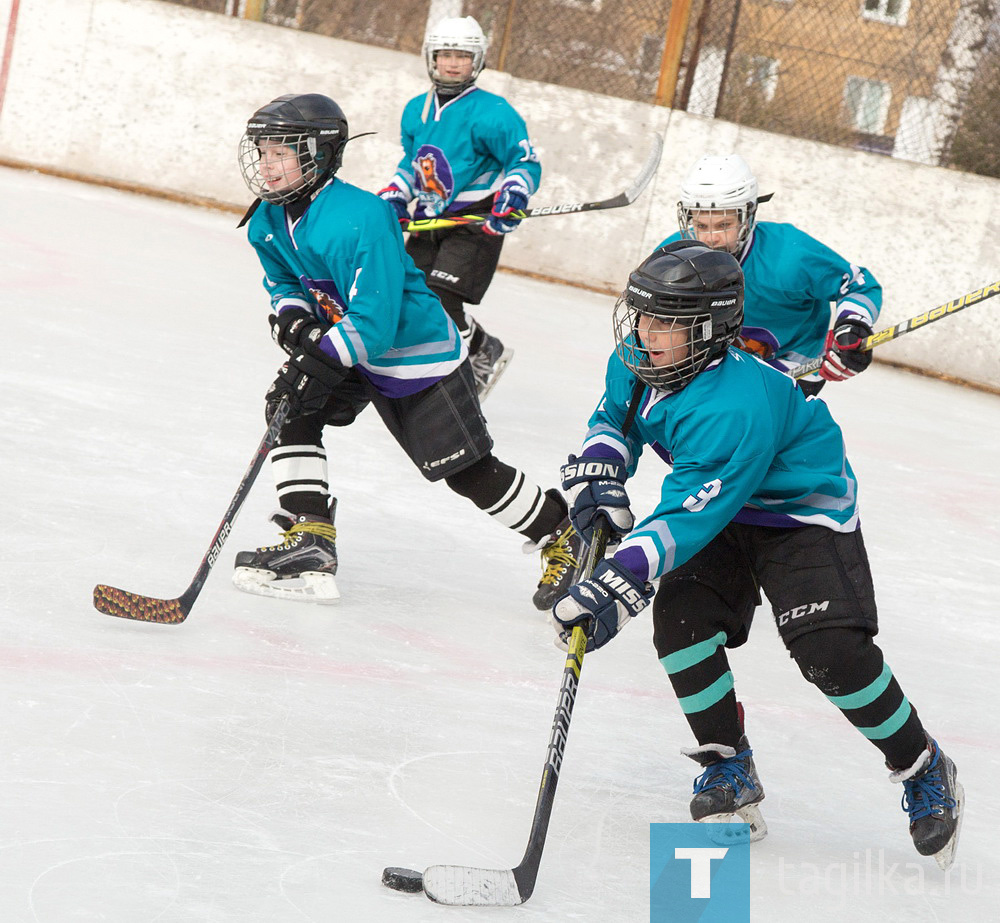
[0,0,999,388]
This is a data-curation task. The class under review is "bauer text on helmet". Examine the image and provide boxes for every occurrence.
[677,154,759,255]
[239,94,349,206]
[614,241,744,393]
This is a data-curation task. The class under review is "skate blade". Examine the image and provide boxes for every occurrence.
[933,782,965,871]
[232,567,340,604]
[698,804,768,844]
[477,348,514,402]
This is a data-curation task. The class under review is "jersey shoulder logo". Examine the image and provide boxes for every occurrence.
[682,478,722,512]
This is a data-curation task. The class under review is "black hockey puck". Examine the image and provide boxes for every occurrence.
[381,866,424,893]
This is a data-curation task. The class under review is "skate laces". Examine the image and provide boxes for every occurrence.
[538,525,579,586]
[693,748,756,797]
[264,519,337,551]
[900,750,955,821]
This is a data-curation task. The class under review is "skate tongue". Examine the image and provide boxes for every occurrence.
[682,742,738,766]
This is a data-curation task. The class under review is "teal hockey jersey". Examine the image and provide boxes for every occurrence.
[579,348,860,583]
[247,178,464,398]
[657,223,881,375]
[388,86,541,218]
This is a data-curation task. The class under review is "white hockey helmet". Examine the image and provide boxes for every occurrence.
[677,154,759,253]
[423,16,488,90]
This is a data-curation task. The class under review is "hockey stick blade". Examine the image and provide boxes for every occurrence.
[419,522,610,906]
[405,133,663,233]
[92,397,290,624]
[793,279,1000,379]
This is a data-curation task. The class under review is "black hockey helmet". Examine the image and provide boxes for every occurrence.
[238,94,349,205]
[613,240,744,392]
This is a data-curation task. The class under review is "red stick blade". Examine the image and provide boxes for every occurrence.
[93,584,188,624]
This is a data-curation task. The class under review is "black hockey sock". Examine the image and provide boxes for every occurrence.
[270,443,332,519]
[433,288,470,335]
[445,455,562,542]
[658,627,744,749]
[787,628,927,769]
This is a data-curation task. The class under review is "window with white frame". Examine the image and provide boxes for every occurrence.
[861,0,910,27]
[844,76,891,134]
[747,55,779,102]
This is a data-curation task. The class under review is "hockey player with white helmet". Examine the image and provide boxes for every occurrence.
[378,15,541,399]
[232,93,580,610]
[551,242,962,867]
[657,153,881,395]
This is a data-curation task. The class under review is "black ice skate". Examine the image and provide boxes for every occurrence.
[683,735,767,844]
[531,517,583,611]
[470,331,513,401]
[232,501,339,603]
[890,738,964,870]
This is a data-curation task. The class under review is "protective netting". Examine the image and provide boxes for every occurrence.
[167,0,1000,177]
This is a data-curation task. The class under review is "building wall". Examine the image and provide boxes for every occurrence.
[2,0,999,389]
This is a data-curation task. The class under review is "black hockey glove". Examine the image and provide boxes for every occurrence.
[819,318,873,382]
[266,350,348,419]
[551,558,654,653]
[269,308,328,356]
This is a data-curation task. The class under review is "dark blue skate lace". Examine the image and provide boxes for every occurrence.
[693,748,755,795]
[901,750,955,821]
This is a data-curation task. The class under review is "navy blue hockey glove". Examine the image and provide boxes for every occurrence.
[484,180,529,236]
[819,317,873,382]
[269,308,327,356]
[378,185,412,230]
[561,454,635,543]
[551,557,654,653]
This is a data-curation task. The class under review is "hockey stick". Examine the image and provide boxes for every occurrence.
[92,397,290,624]
[404,133,664,233]
[418,521,611,906]
[793,279,1000,379]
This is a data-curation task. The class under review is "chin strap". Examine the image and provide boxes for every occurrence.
[237,198,262,228]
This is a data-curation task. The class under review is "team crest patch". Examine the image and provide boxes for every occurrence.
[413,144,454,215]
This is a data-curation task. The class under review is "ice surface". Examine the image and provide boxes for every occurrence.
[1,166,995,921]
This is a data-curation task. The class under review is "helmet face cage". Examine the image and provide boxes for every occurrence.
[238,128,341,205]
[677,201,758,254]
[424,18,487,88]
[614,296,719,392]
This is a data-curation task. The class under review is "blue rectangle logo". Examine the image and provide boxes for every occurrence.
[650,823,751,922]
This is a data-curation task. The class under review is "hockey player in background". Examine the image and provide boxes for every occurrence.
[232,93,580,610]
[550,242,963,867]
[377,15,540,399]
[657,154,881,396]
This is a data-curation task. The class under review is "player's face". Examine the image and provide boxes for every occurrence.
[689,209,742,253]
[434,49,474,83]
[636,314,690,367]
[257,141,305,194]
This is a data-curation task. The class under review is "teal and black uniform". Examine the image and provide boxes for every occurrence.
[574,345,927,770]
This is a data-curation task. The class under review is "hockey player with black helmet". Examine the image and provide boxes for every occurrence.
[234,93,581,610]
[377,15,541,399]
[657,154,882,395]
[551,241,962,868]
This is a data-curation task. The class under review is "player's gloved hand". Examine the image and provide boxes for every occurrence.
[269,308,326,356]
[551,558,654,653]
[484,180,529,236]
[561,454,635,543]
[819,318,874,381]
[266,361,331,419]
[378,185,412,230]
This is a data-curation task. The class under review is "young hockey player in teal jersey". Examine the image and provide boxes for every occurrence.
[657,154,881,396]
[551,241,962,868]
[232,93,580,609]
[377,15,541,399]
